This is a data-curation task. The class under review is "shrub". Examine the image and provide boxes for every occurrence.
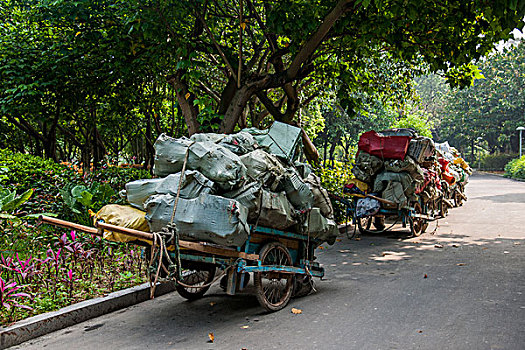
[504,156,525,180]
[0,150,152,220]
[314,160,354,223]
[0,150,79,217]
[480,153,519,171]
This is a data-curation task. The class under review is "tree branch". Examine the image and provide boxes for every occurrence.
[287,0,355,79]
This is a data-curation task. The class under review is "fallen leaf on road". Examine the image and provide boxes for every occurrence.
[355,237,361,241]
[208,333,214,343]
[434,244,444,248]
[424,274,428,278]
[417,330,423,333]
[291,308,302,314]
[336,238,342,242]
[318,246,324,250]
[209,302,216,306]
[457,263,465,266]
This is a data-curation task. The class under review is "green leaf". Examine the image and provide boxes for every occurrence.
[2,189,33,212]
[77,190,93,207]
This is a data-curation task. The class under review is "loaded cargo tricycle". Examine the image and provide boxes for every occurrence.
[39,216,324,312]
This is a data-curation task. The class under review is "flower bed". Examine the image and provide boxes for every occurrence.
[0,151,151,326]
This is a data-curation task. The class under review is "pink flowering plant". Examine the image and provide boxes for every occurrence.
[1,228,147,326]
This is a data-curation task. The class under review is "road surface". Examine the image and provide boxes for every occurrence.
[13,173,525,350]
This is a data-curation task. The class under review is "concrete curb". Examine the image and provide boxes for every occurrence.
[478,171,525,182]
[0,282,176,349]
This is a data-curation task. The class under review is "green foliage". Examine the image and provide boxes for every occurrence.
[0,150,150,221]
[504,156,525,179]
[0,149,78,216]
[0,187,33,223]
[391,105,434,138]
[314,161,354,223]
[480,153,519,171]
[438,42,525,155]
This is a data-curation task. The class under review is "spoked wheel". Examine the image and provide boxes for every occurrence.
[175,263,216,300]
[410,202,427,237]
[454,190,464,207]
[357,216,372,234]
[357,216,386,234]
[440,198,449,217]
[293,274,314,298]
[254,242,294,312]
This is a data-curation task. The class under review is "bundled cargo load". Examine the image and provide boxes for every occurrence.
[358,130,411,160]
[92,121,338,249]
[144,193,250,247]
[124,170,215,210]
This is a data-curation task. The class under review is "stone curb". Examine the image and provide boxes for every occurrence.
[0,282,176,349]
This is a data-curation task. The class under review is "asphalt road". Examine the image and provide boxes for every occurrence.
[13,173,525,350]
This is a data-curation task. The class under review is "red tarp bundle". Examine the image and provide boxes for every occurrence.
[358,131,411,160]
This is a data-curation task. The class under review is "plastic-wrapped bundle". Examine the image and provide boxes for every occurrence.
[282,168,314,212]
[305,173,334,219]
[240,149,286,191]
[374,171,417,197]
[243,121,302,162]
[352,151,384,183]
[223,181,262,212]
[144,193,249,247]
[384,156,424,182]
[220,132,258,155]
[153,134,193,176]
[190,131,259,155]
[358,131,411,160]
[407,137,435,163]
[153,134,247,190]
[306,208,338,245]
[95,205,150,243]
[251,190,297,230]
[382,181,408,208]
[125,170,215,210]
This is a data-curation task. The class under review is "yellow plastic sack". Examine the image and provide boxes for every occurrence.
[94,204,150,243]
[453,157,470,170]
[347,178,369,197]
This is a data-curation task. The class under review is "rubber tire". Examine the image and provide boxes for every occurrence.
[293,274,314,298]
[254,242,294,312]
[410,202,426,237]
[175,264,216,301]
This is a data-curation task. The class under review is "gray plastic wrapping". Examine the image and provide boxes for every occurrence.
[240,149,286,191]
[223,181,262,212]
[144,193,249,247]
[282,168,314,212]
[374,171,417,197]
[243,121,301,162]
[153,135,193,176]
[407,137,435,163]
[382,181,408,208]
[153,134,247,190]
[252,190,297,230]
[125,170,215,210]
[384,156,424,182]
[305,173,334,219]
[190,131,258,155]
[352,151,384,183]
[306,208,338,245]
